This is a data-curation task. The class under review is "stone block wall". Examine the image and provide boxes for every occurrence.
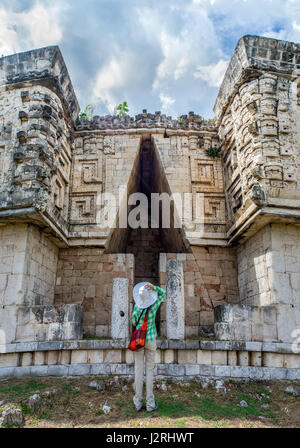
[70,133,142,244]
[0,223,59,343]
[237,223,300,342]
[24,224,59,306]
[1,339,300,381]
[214,304,277,341]
[159,248,239,338]
[237,224,271,306]
[54,249,134,337]
[152,134,227,245]
[16,304,82,342]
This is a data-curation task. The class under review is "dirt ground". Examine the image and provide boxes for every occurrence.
[0,376,299,428]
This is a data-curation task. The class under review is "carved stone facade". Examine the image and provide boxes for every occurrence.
[1,36,300,379]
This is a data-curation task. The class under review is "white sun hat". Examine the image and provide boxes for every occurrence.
[133,282,158,309]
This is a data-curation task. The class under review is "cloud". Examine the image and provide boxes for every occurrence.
[194,59,229,87]
[20,3,65,48]
[0,0,300,117]
[159,93,175,114]
[92,51,141,113]
[0,1,65,56]
[93,55,127,113]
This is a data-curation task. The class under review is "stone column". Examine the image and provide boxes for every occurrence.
[111,277,129,339]
[166,258,185,339]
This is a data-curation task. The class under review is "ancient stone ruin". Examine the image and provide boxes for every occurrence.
[0,35,300,380]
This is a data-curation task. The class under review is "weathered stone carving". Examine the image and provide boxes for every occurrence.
[166,259,185,340]
[250,182,266,205]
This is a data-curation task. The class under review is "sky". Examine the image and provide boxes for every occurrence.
[1,0,300,119]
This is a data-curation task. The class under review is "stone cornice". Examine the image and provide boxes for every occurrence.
[214,34,300,122]
[0,338,297,354]
[0,46,80,122]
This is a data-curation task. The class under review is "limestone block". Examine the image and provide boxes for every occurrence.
[48,323,64,341]
[166,259,185,339]
[68,364,91,376]
[64,304,83,323]
[276,305,296,342]
[283,353,300,369]
[263,352,284,368]
[178,349,197,364]
[270,272,293,304]
[185,364,200,375]
[48,351,59,365]
[164,349,174,363]
[61,350,71,365]
[185,326,199,337]
[15,323,39,342]
[262,307,277,324]
[238,351,250,366]
[262,324,277,341]
[214,322,232,340]
[155,349,161,364]
[0,353,18,367]
[125,349,134,364]
[4,275,24,306]
[234,323,251,341]
[228,350,238,366]
[197,349,212,365]
[111,278,129,339]
[250,351,262,367]
[95,325,110,337]
[103,350,122,363]
[214,366,231,378]
[0,307,17,344]
[167,364,185,376]
[34,352,45,366]
[214,304,248,324]
[87,349,104,364]
[211,350,227,365]
[71,350,88,364]
[64,322,82,340]
[21,352,33,366]
[286,369,300,380]
[283,354,300,369]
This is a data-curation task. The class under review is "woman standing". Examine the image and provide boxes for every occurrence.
[131,282,166,412]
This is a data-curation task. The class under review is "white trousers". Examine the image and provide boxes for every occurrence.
[133,339,156,411]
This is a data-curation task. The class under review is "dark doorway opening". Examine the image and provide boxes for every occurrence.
[105,136,190,335]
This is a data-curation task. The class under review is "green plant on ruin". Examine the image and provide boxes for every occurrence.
[202,116,217,125]
[205,146,222,158]
[115,101,129,117]
[78,104,94,120]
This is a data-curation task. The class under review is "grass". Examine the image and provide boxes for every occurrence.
[0,377,299,428]
[108,380,286,424]
[61,382,80,396]
[0,379,47,399]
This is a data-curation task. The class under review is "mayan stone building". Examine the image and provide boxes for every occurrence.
[0,35,300,380]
